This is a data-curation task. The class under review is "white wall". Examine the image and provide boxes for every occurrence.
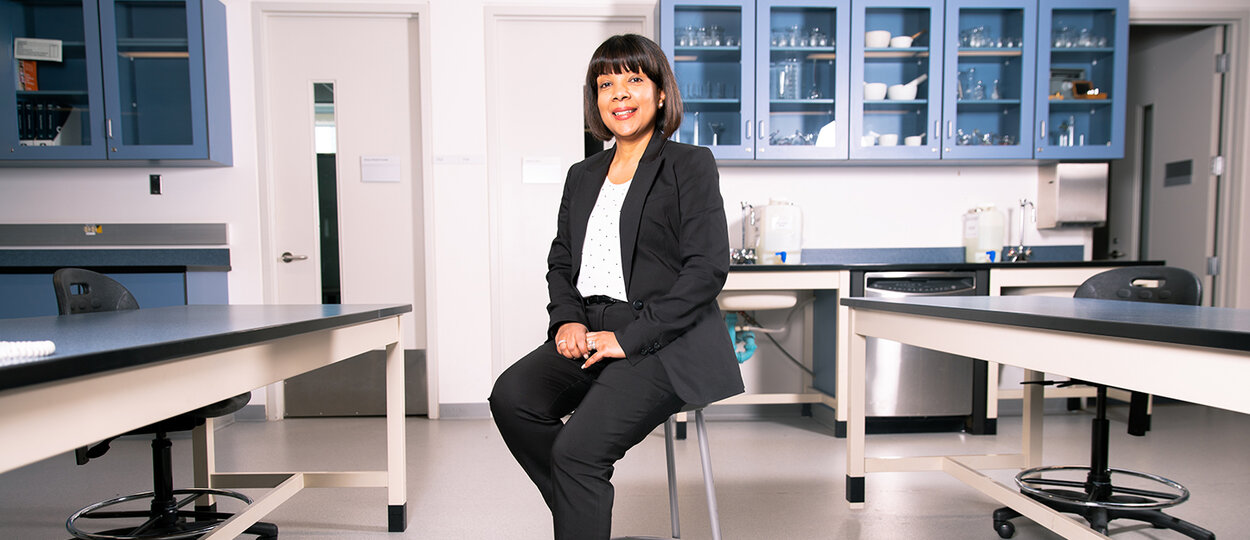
[719,165,1087,252]
[1,0,1246,411]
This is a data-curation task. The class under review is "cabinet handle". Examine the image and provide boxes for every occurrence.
[947,121,954,139]
[106,119,113,139]
[758,120,766,140]
[932,121,939,141]
[745,120,752,140]
[1040,121,1047,139]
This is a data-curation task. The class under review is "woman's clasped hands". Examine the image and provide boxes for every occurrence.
[555,322,625,369]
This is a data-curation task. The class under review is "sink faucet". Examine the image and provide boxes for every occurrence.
[731,202,757,264]
[1006,198,1034,262]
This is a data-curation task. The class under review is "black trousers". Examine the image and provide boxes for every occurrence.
[489,301,685,540]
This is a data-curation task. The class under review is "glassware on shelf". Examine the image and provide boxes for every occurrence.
[955,128,1016,146]
[709,25,724,46]
[958,68,976,100]
[991,79,1001,100]
[971,80,986,100]
[810,27,828,47]
[679,25,697,47]
[709,122,725,145]
[773,57,801,100]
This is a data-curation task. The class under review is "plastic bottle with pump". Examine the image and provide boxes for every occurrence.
[963,204,1006,263]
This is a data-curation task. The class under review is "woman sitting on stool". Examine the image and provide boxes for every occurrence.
[489,33,744,540]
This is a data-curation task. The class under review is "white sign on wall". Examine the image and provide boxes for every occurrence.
[360,155,401,183]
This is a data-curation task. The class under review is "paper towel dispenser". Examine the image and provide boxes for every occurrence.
[1037,163,1107,228]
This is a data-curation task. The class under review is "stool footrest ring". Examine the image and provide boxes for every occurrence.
[1015,465,1190,511]
[67,488,255,540]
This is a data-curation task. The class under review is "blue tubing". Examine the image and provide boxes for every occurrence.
[725,312,756,364]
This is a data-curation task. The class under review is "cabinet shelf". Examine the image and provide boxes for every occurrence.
[958,47,1023,57]
[864,48,930,59]
[771,46,836,53]
[1048,98,1113,107]
[864,99,926,105]
[686,98,740,105]
[771,98,835,105]
[1050,46,1114,53]
[958,99,1023,106]
[673,45,742,63]
[17,90,90,99]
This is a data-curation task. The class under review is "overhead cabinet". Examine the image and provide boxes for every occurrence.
[659,0,1126,162]
[1,0,231,165]
[1034,0,1127,160]
[660,0,852,160]
[850,0,945,159]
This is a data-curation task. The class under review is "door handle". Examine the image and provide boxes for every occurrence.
[280,251,308,263]
[745,120,752,140]
[758,120,766,140]
[1040,120,1047,139]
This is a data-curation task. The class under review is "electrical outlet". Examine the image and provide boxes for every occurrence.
[149,174,161,195]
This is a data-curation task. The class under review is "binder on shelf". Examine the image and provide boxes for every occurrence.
[18,60,38,91]
[35,103,46,140]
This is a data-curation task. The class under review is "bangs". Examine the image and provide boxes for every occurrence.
[588,42,660,82]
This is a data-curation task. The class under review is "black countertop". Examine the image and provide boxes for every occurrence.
[731,260,1162,272]
[841,296,1250,353]
[0,304,411,392]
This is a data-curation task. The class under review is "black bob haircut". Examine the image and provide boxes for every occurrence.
[583,34,683,142]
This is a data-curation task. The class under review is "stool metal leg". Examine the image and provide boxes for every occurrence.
[694,409,722,540]
[664,417,681,539]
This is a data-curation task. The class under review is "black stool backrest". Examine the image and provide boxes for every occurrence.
[52,268,140,315]
[1074,266,1201,306]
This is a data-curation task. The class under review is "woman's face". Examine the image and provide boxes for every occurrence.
[596,69,665,144]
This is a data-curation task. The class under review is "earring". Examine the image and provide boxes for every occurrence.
[659,101,665,108]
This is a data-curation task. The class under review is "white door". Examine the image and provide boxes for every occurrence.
[1109,25,1224,302]
[485,12,648,376]
[258,11,424,414]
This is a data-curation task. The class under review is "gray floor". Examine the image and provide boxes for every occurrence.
[2,403,1246,539]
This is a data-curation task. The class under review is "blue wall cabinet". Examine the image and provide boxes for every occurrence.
[754,0,851,159]
[941,0,1037,159]
[661,0,851,161]
[661,0,756,160]
[849,0,945,160]
[1034,0,1127,160]
[1,0,231,165]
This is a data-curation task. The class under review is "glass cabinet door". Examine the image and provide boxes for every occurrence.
[1035,0,1127,160]
[1,0,107,159]
[99,0,207,159]
[941,0,1036,159]
[850,0,944,160]
[662,0,755,160]
[755,0,849,160]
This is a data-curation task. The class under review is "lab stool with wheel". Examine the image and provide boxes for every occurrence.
[991,266,1214,540]
[53,268,277,540]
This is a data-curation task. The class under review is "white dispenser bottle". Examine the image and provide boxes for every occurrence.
[963,204,1005,263]
[756,198,803,264]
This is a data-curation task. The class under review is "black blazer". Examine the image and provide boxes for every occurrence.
[544,131,744,405]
